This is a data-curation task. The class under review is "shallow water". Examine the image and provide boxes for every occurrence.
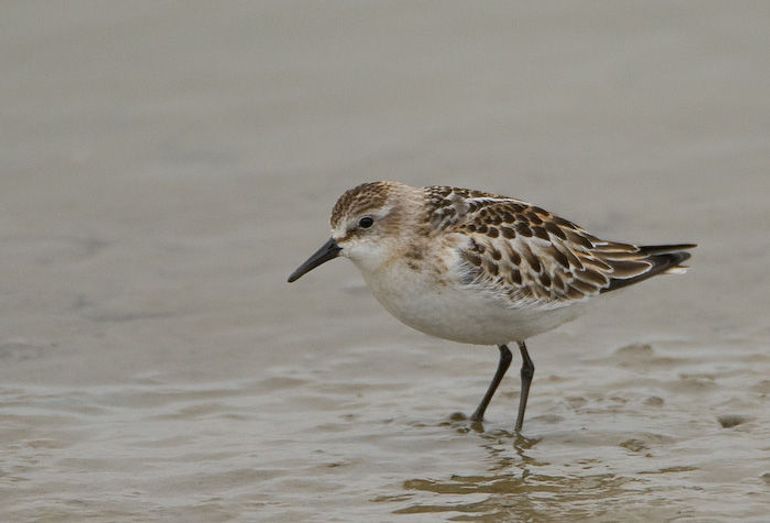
[2,1,770,521]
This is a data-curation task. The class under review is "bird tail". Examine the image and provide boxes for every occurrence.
[600,243,696,293]
[638,244,696,275]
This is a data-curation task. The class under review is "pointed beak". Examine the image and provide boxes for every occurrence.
[287,238,342,283]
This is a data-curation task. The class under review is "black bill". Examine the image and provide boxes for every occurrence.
[287,238,342,282]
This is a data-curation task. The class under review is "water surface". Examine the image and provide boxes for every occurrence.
[1,1,769,521]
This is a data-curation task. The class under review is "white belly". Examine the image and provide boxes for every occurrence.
[358,260,586,346]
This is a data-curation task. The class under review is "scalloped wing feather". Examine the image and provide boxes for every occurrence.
[423,186,693,310]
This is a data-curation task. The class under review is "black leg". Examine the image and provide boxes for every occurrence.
[515,341,535,432]
[470,345,512,422]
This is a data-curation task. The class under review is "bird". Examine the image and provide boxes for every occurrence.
[287,181,695,432]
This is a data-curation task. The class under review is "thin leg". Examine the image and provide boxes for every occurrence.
[470,345,512,422]
[515,341,535,432]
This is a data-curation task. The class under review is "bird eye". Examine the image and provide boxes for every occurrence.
[358,216,374,229]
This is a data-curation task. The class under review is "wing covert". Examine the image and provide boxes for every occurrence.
[436,193,656,308]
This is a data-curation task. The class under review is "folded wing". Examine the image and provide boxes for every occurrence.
[424,186,695,310]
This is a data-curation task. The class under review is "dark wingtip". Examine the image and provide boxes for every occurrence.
[601,243,695,293]
[669,251,692,264]
[638,243,697,255]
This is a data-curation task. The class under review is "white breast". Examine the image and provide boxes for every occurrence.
[356,257,586,346]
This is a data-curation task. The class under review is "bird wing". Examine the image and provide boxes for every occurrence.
[424,186,693,310]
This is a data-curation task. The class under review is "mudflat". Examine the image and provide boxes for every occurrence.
[1,2,769,521]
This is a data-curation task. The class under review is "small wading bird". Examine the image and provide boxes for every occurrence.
[288,182,694,432]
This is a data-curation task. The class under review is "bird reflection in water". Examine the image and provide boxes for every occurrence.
[390,418,639,521]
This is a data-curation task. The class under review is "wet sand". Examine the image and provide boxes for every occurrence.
[2,1,770,521]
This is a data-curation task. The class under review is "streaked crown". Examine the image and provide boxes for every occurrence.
[330,181,395,228]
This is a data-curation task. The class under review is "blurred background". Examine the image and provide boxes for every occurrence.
[1,2,769,521]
